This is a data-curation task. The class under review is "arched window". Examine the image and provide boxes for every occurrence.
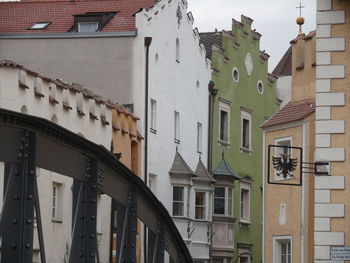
[51,114,58,124]
[176,38,180,62]
[21,105,28,114]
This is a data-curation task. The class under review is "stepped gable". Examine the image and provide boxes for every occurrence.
[169,151,196,177]
[0,0,156,34]
[212,155,241,180]
[261,99,315,128]
[272,45,292,77]
[0,59,137,119]
[199,31,223,60]
[194,158,216,183]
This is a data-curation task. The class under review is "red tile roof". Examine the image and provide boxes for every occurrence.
[0,0,156,34]
[261,99,315,128]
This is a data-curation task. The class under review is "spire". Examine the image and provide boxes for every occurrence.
[296,2,305,35]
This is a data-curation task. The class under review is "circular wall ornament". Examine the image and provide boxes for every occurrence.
[245,52,253,76]
[232,67,239,83]
[257,80,264,95]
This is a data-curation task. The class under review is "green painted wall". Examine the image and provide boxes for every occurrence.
[211,17,279,262]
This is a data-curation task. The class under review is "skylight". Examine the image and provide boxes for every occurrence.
[28,22,50,30]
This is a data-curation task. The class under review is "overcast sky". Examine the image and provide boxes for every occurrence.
[187,0,316,71]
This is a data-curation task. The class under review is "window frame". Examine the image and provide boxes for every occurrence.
[172,186,185,217]
[213,186,233,217]
[51,182,62,222]
[78,22,99,33]
[219,101,230,144]
[274,136,293,180]
[272,236,292,263]
[240,182,250,223]
[150,99,157,133]
[197,122,202,153]
[195,191,207,220]
[174,111,180,143]
[240,109,252,151]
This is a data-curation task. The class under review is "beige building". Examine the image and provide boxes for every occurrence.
[262,31,316,263]
[314,0,350,261]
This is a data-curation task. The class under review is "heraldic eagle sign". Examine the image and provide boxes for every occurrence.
[273,153,298,179]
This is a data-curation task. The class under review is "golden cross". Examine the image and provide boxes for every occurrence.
[296,2,305,17]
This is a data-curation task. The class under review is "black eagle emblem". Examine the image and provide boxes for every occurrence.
[273,153,297,178]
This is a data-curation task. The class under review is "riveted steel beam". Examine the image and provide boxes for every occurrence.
[1,130,36,263]
[69,158,98,263]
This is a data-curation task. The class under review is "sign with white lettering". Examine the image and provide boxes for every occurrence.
[331,247,350,260]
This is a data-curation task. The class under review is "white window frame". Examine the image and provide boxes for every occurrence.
[195,191,207,220]
[274,136,293,180]
[197,122,202,153]
[52,182,62,222]
[213,186,233,217]
[240,182,250,223]
[150,99,157,133]
[219,101,230,144]
[174,111,180,143]
[272,236,292,263]
[241,110,252,151]
[238,247,251,263]
[172,186,185,217]
[78,22,99,33]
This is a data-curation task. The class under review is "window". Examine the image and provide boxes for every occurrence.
[241,110,252,150]
[195,192,206,220]
[150,99,157,132]
[274,137,293,180]
[238,247,251,263]
[28,22,50,30]
[197,122,202,153]
[219,101,230,143]
[172,186,184,216]
[257,81,264,95]
[52,183,62,221]
[232,67,240,83]
[78,22,99,32]
[176,38,180,62]
[273,236,292,263]
[174,111,180,143]
[240,182,250,222]
[214,187,233,217]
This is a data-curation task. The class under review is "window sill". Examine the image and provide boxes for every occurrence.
[51,219,62,224]
[150,128,157,134]
[213,215,236,222]
[239,219,251,226]
[240,147,252,153]
[218,139,230,146]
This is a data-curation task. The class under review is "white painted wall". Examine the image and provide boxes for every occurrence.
[134,0,211,259]
[0,66,113,262]
[276,75,292,108]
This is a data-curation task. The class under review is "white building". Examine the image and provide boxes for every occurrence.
[0,0,213,260]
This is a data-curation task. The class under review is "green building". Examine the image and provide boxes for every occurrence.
[201,15,279,263]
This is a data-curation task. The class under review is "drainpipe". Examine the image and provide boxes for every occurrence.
[207,80,217,173]
[144,36,152,263]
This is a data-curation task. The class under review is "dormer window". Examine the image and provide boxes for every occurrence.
[28,22,50,30]
[78,22,99,33]
[69,12,117,33]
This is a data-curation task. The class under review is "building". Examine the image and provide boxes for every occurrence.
[0,60,142,262]
[200,16,279,263]
[262,29,316,263]
[0,0,212,260]
[314,0,349,261]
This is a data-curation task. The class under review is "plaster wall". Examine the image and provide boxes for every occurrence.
[0,36,135,104]
[134,0,211,259]
[276,75,292,107]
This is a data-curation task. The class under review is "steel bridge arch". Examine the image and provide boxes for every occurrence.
[0,108,192,263]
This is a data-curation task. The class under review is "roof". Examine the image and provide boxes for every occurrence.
[194,158,216,183]
[199,31,223,60]
[169,151,196,177]
[272,45,292,77]
[212,156,241,180]
[0,59,138,119]
[0,0,156,34]
[261,99,315,128]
